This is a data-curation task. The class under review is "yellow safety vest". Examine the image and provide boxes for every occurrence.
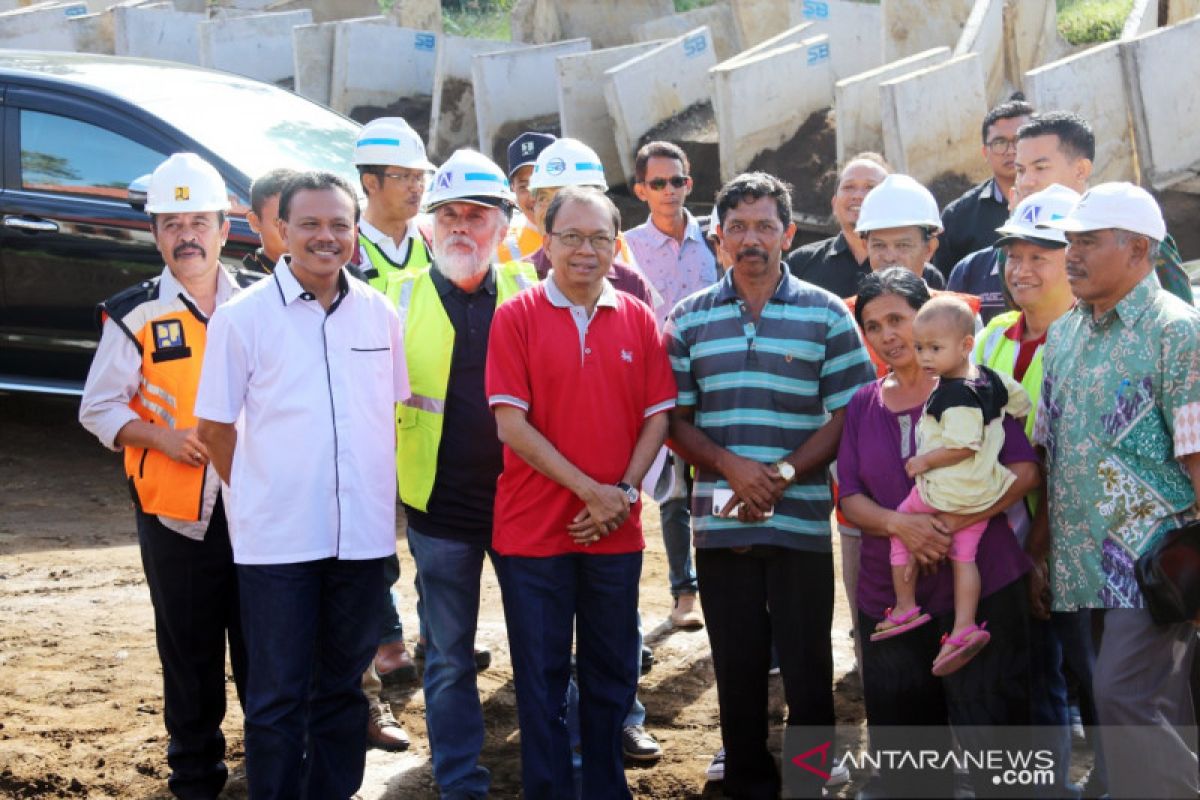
[359,232,433,293]
[386,261,538,510]
[496,219,543,264]
[974,310,1044,442]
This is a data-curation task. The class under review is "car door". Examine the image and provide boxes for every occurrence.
[0,85,176,390]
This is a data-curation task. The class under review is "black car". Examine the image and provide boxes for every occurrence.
[0,51,362,395]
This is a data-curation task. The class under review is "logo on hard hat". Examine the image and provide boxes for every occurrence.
[1019,205,1041,224]
[546,158,566,176]
[175,186,190,201]
[436,171,454,190]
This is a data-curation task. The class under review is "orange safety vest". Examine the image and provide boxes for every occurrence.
[99,279,213,521]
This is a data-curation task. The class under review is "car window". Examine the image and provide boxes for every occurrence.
[20,109,164,201]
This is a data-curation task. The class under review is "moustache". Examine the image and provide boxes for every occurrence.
[736,246,770,261]
[173,243,205,259]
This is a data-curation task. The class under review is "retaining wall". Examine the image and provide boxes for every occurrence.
[427,35,523,159]
[329,21,438,116]
[0,2,88,51]
[633,3,740,61]
[198,9,312,84]
[113,4,203,64]
[789,0,884,79]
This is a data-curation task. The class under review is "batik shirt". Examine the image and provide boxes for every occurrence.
[1035,272,1200,611]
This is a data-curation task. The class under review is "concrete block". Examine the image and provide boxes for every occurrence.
[834,47,951,166]
[557,41,667,185]
[788,0,884,79]
[0,2,88,51]
[954,0,1006,103]
[329,20,438,117]
[1025,41,1135,182]
[722,20,813,66]
[198,9,312,85]
[510,0,560,45]
[512,0,672,48]
[267,0,378,25]
[1121,16,1200,189]
[427,34,524,160]
[731,0,791,48]
[1002,0,1057,86]
[880,52,989,186]
[882,0,973,61]
[69,9,114,54]
[1121,0,1158,38]
[113,4,203,64]
[386,0,442,34]
[633,3,741,62]
[712,33,833,182]
[1168,0,1200,24]
[472,38,591,166]
[604,27,718,186]
[294,15,389,107]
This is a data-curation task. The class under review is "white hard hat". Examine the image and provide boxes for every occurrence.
[527,137,607,191]
[353,117,436,171]
[422,149,516,212]
[1038,181,1166,241]
[995,184,1080,248]
[855,174,942,235]
[144,153,230,214]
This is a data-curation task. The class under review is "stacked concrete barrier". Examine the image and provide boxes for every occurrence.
[604,27,718,186]
[1120,0,1159,39]
[1003,0,1060,83]
[834,47,952,166]
[954,0,1006,103]
[632,3,741,61]
[789,0,884,80]
[1025,41,1135,182]
[731,0,792,48]
[1122,16,1200,189]
[113,4,204,64]
[556,42,668,184]
[882,0,973,61]
[880,52,989,188]
[0,2,88,51]
[329,21,438,118]
[199,9,312,84]
[722,19,814,66]
[472,38,592,166]
[427,35,523,160]
[711,32,832,183]
[69,9,114,55]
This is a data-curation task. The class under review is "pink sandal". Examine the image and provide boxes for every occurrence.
[931,622,990,677]
[870,606,932,641]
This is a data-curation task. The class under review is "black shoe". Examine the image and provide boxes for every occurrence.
[640,645,654,675]
[621,725,662,761]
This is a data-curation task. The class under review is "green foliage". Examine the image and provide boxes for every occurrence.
[1056,0,1135,45]
[674,0,718,10]
[437,0,515,40]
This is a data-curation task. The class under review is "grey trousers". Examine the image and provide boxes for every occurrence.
[1094,607,1198,799]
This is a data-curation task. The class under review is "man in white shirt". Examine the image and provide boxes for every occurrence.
[196,171,409,800]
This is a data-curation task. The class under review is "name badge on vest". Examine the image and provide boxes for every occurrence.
[151,320,193,363]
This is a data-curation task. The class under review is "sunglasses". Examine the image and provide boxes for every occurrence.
[644,176,689,190]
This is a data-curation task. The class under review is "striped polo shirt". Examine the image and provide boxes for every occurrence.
[666,269,875,551]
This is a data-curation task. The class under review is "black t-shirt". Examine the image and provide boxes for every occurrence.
[786,233,870,299]
[933,178,1009,280]
[926,364,1009,425]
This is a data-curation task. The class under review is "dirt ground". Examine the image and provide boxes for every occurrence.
[0,392,863,799]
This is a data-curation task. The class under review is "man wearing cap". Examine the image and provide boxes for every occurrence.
[497,131,556,263]
[79,153,248,799]
[1034,182,1200,800]
[195,171,409,799]
[353,116,437,292]
[384,150,537,798]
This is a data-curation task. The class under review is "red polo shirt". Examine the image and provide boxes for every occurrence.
[486,276,677,557]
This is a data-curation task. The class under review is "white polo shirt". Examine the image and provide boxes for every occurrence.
[195,258,410,565]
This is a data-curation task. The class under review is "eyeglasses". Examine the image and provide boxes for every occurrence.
[549,230,616,250]
[382,172,426,185]
[643,176,689,191]
[985,137,1017,154]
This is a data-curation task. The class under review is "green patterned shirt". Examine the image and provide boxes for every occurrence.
[1035,271,1200,611]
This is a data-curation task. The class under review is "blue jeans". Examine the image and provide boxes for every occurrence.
[407,528,492,799]
[237,558,386,800]
[496,551,641,800]
[659,496,698,597]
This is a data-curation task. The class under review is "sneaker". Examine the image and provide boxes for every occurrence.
[670,594,705,630]
[621,725,662,761]
[706,747,725,781]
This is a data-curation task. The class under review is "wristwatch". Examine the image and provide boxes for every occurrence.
[616,481,639,504]
[775,460,796,484]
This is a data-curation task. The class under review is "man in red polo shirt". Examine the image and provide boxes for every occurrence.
[486,186,677,799]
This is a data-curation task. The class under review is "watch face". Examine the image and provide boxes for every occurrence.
[778,462,795,481]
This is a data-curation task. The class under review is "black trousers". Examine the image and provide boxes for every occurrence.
[859,576,1033,798]
[136,502,247,800]
[697,546,835,799]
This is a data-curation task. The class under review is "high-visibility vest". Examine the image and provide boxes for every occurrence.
[496,219,543,264]
[385,261,538,510]
[98,278,215,521]
[358,231,433,293]
[974,310,1043,441]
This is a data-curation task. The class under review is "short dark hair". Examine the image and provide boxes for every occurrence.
[250,168,300,216]
[1016,111,1096,162]
[149,211,226,230]
[854,266,931,329]
[543,186,620,237]
[715,172,792,228]
[279,171,360,224]
[356,164,386,197]
[634,141,690,183]
[981,96,1035,143]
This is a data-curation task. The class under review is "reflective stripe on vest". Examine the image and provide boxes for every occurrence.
[360,232,432,293]
[388,261,538,511]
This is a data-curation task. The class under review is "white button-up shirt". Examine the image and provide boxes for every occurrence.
[358,217,419,265]
[195,258,410,565]
[623,210,718,328]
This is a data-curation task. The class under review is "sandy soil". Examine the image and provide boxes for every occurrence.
[0,392,862,799]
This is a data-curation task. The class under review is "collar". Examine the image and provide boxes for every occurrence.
[242,248,275,275]
[714,265,795,304]
[830,231,850,255]
[986,178,1005,205]
[1080,270,1161,328]
[639,210,706,247]
[545,269,619,310]
[161,262,237,316]
[272,256,350,312]
[358,217,417,248]
[430,263,498,297]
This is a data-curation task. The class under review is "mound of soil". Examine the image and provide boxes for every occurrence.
[926,172,976,209]
[746,107,838,220]
[637,102,720,203]
[491,114,562,169]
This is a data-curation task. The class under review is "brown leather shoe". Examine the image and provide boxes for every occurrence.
[670,593,705,630]
[374,640,418,686]
[367,700,410,751]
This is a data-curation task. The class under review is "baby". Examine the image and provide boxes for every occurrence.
[872,295,1031,677]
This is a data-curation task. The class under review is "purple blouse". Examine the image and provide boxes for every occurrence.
[837,379,1034,619]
